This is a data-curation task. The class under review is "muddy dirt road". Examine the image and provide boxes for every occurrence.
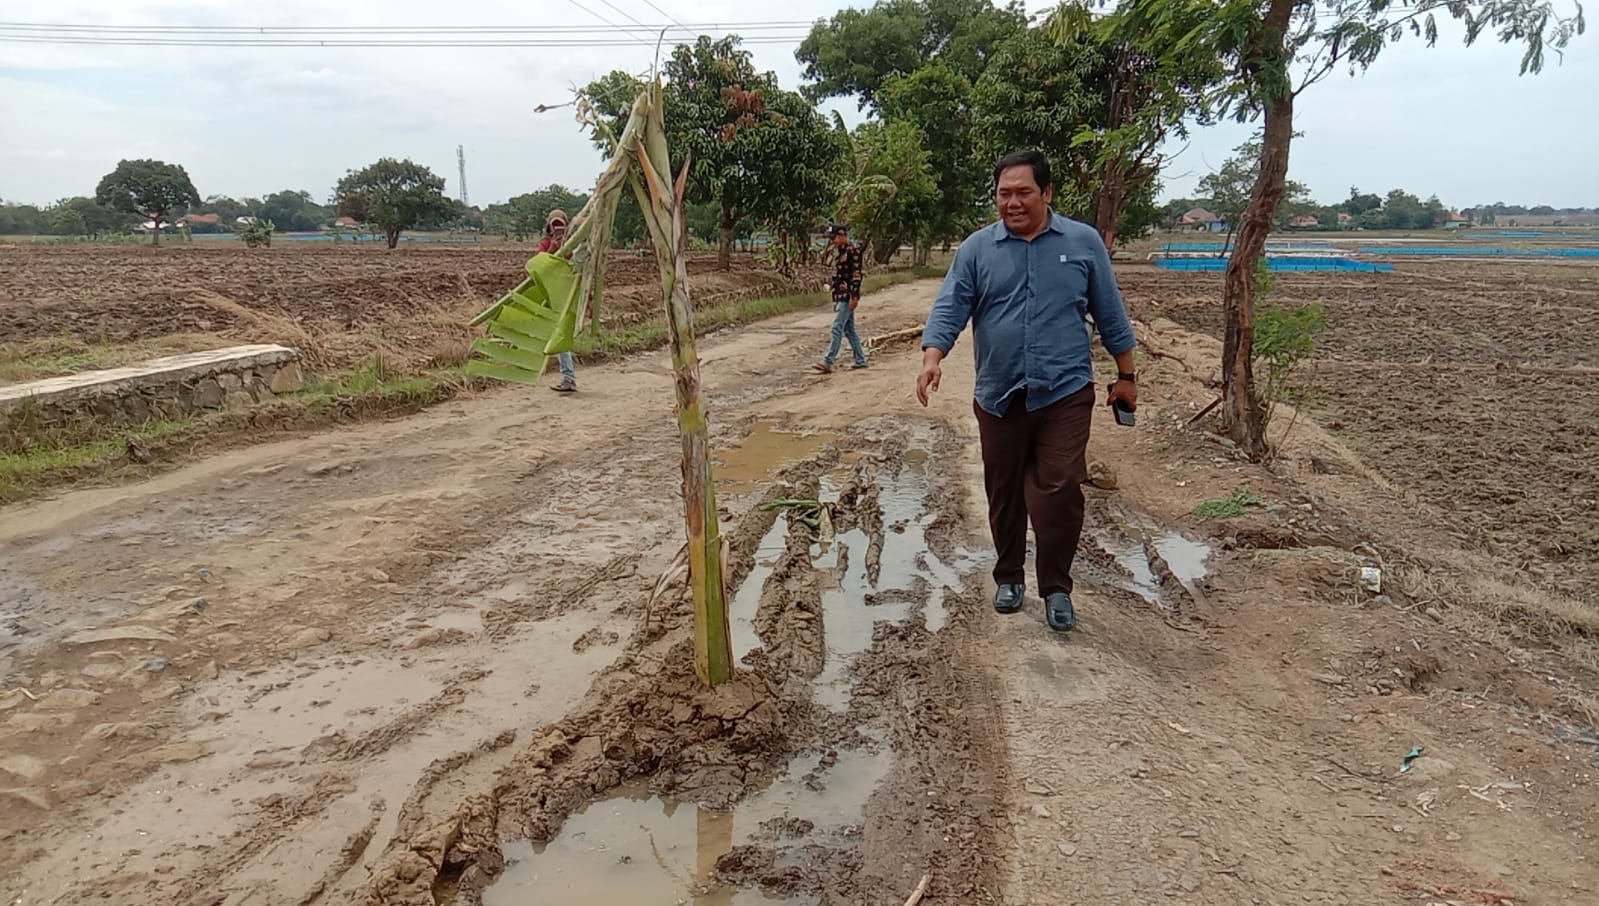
[3,279,1597,905]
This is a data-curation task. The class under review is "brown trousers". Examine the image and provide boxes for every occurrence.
[973,384,1095,595]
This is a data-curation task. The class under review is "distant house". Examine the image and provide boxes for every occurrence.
[1444,211,1470,229]
[1287,214,1320,230]
[181,213,221,226]
[334,216,362,229]
[1337,212,1354,226]
[1180,207,1225,232]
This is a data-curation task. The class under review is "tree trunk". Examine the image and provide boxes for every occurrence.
[1221,0,1296,460]
[386,228,401,250]
[717,205,733,271]
[1093,181,1124,251]
[151,216,162,246]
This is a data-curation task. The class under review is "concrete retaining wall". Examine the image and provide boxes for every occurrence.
[1,345,305,440]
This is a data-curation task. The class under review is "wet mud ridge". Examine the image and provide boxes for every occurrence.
[359,419,1014,906]
[1077,494,1215,630]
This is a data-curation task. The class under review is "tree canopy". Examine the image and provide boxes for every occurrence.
[95,159,201,245]
[798,0,1028,249]
[334,158,453,249]
[841,119,940,264]
[587,35,845,269]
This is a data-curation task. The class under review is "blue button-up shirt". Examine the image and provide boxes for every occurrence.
[921,212,1136,417]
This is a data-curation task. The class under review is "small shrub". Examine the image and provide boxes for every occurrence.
[239,218,276,248]
[1195,486,1268,519]
[1254,302,1326,402]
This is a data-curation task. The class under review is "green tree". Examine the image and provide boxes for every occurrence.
[587,37,841,270]
[1038,1,1222,247]
[94,158,200,245]
[663,36,778,270]
[746,89,847,269]
[46,197,131,238]
[335,159,452,249]
[0,202,49,235]
[799,0,1028,249]
[485,185,590,241]
[844,120,939,264]
[877,63,988,250]
[203,194,251,226]
[1342,187,1383,216]
[48,206,87,238]
[1379,189,1432,229]
[1123,0,1583,458]
[797,0,1027,104]
[1198,135,1307,249]
[258,190,332,233]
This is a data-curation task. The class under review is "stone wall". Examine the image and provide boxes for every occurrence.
[1,345,304,445]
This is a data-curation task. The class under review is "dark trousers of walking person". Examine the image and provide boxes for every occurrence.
[973,384,1094,595]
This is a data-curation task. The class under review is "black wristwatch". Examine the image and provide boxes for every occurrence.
[1117,371,1137,383]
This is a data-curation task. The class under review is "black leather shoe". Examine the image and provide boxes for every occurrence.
[1045,592,1076,632]
[993,583,1024,614]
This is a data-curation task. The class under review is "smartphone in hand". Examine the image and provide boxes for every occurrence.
[1105,382,1136,427]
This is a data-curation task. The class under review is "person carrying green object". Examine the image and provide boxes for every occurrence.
[538,209,579,392]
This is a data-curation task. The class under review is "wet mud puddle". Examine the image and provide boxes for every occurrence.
[485,444,979,903]
[1082,501,1215,609]
[485,745,889,905]
[734,449,980,709]
[713,421,837,496]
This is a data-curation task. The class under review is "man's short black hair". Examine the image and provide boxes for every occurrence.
[992,149,1052,193]
[829,224,849,237]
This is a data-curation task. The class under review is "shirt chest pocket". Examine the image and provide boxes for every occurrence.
[1049,255,1092,314]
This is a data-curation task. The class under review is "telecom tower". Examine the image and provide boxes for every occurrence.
[457,145,470,207]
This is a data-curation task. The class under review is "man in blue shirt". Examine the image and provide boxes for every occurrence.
[917,149,1138,632]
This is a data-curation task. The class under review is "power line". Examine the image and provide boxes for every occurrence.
[560,0,659,47]
[0,20,814,32]
[0,35,808,47]
[596,0,654,31]
[0,17,816,48]
[635,0,691,31]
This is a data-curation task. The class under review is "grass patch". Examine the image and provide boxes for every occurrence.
[0,418,193,502]
[1195,486,1268,519]
[572,266,944,361]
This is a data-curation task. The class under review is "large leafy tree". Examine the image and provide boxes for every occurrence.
[587,36,842,270]
[971,25,1166,244]
[1122,0,1585,458]
[334,158,452,249]
[259,189,333,233]
[876,63,988,250]
[1041,2,1222,248]
[95,159,200,245]
[798,0,1027,249]
[797,0,1026,103]
[843,120,939,264]
[745,89,847,267]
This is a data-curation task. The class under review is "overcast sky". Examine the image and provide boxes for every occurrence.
[2,0,1594,210]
